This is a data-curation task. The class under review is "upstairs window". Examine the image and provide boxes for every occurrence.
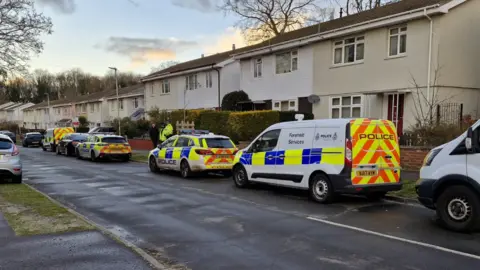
[150,83,155,96]
[205,72,213,88]
[185,74,198,90]
[119,99,124,110]
[275,51,298,74]
[162,80,170,94]
[333,36,364,65]
[389,27,407,56]
[253,58,262,78]
[90,104,94,113]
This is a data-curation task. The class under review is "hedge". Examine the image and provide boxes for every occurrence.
[228,111,280,141]
[198,111,231,136]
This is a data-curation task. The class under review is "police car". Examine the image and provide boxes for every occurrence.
[232,116,402,203]
[75,134,131,162]
[148,133,238,178]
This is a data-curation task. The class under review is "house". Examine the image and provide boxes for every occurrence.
[6,103,35,125]
[104,84,145,122]
[232,0,479,134]
[0,103,23,122]
[141,45,248,113]
[24,99,72,129]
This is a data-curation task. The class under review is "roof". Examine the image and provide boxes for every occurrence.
[28,98,72,110]
[142,0,452,80]
[0,133,12,141]
[104,84,144,99]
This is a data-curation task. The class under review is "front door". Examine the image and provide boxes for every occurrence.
[387,94,405,135]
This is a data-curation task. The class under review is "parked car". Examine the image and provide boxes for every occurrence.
[75,134,131,162]
[0,134,22,183]
[22,132,43,147]
[88,126,116,134]
[0,131,16,144]
[56,133,88,156]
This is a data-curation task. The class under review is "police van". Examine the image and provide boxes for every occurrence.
[232,116,402,203]
[416,121,480,232]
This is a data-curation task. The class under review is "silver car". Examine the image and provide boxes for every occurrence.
[0,134,22,183]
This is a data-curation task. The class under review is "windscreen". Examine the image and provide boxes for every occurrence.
[204,138,234,148]
[0,138,12,150]
[102,137,126,144]
[3,132,13,137]
[71,134,87,141]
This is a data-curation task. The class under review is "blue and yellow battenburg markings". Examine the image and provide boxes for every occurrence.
[239,148,336,166]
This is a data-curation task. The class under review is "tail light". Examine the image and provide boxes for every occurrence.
[195,149,214,155]
[345,138,352,168]
[12,145,19,156]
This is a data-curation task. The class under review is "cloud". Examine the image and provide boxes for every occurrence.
[201,27,248,55]
[101,37,198,66]
[36,0,76,14]
[171,0,218,13]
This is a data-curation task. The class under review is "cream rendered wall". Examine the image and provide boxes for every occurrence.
[108,95,144,119]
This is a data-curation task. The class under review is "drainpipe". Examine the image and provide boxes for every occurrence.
[424,9,433,111]
[212,65,221,110]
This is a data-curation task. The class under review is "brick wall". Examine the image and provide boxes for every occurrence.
[129,139,153,151]
[400,146,431,171]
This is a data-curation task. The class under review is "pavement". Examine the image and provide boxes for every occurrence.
[18,147,480,269]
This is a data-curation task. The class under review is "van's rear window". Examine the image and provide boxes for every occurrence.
[204,138,234,148]
[102,137,126,144]
[0,139,12,150]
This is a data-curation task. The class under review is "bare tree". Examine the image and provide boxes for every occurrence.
[219,0,331,43]
[0,0,53,75]
[335,0,398,16]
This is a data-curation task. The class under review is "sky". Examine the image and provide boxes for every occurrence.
[30,0,248,76]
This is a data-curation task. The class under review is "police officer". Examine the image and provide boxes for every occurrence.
[159,120,174,143]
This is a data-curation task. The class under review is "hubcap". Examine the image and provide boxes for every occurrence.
[447,197,471,221]
[314,180,328,199]
[181,162,188,177]
[235,169,246,184]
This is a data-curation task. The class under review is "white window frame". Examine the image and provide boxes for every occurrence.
[388,26,407,57]
[82,104,87,113]
[119,99,124,110]
[185,74,198,90]
[333,36,365,65]
[275,50,298,74]
[330,95,363,118]
[161,80,170,94]
[150,83,155,96]
[205,72,213,88]
[253,58,262,78]
[272,99,297,111]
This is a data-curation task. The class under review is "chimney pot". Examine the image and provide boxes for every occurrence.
[340,8,343,18]
[232,44,236,50]
[201,54,204,58]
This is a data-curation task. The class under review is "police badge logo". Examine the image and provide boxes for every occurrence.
[315,133,320,141]
[333,132,337,141]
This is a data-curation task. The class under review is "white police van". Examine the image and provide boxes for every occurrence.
[416,122,480,232]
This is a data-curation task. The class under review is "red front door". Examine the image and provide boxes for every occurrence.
[387,94,404,135]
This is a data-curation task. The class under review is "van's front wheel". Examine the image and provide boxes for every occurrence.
[436,185,480,233]
[309,173,335,204]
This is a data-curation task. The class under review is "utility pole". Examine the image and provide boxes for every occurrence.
[108,67,121,135]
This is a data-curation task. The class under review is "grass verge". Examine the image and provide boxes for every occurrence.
[0,184,94,236]
[390,179,417,199]
[131,152,148,163]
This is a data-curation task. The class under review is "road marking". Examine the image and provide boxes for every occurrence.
[307,216,480,261]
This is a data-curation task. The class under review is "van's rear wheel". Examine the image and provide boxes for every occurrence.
[436,185,480,232]
[309,173,335,204]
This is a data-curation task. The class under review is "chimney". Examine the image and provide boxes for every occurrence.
[232,44,236,50]
[201,54,204,58]
[340,8,343,18]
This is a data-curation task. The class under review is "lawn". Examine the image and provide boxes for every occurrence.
[390,179,417,199]
[131,152,148,163]
[0,184,94,236]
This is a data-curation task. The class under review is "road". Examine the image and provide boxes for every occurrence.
[20,147,480,269]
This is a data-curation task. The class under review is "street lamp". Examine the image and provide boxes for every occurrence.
[45,93,50,129]
[108,67,121,135]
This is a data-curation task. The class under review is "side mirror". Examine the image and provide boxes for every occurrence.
[157,144,163,149]
[466,127,474,152]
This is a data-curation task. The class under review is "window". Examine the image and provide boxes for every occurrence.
[174,137,190,147]
[82,104,87,113]
[251,129,281,152]
[204,138,234,149]
[133,98,139,109]
[275,50,298,74]
[389,27,407,56]
[96,103,100,112]
[272,99,297,111]
[205,72,213,88]
[330,96,362,118]
[161,80,170,94]
[161,136,177,148]
[56,108,60,115]
[102,137,126,144]
[90,104,94,113]
[333,36,364,65]
[119,99,124,110]
[185,74,198,90]
[253,58,262,78]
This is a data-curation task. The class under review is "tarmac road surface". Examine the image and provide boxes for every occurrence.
[20,147,480,269]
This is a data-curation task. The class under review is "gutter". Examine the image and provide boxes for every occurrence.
[141,65,217,82]
[233,4,444,59]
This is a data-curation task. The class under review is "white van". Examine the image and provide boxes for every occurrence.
[232,117,402,203]
[416,122,480,232]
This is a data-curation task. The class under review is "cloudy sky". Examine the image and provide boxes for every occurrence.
[31,0,247,76]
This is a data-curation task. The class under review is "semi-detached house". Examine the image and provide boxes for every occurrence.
[233,0,479,134]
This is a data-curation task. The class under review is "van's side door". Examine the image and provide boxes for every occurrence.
[247,129,281,184]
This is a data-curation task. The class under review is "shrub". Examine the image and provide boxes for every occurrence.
[402,123,467,147]
[221,90,250,111]
[228,111,279,141]
[0,122,19,134]
[198,111,231,136]
[78,116,88,127]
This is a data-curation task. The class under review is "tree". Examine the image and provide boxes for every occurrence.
[221,90,250,111]
[219,0,329,43]
[151,61,180,73]
[0,0,53,75]
[338,0,395,16]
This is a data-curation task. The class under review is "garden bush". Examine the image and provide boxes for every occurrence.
[198,111,231,136]
[228,111,279,141]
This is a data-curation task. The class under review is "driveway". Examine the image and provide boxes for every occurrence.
[20,148,480,269]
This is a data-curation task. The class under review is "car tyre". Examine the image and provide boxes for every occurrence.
[309,173,335,204]
[149,156,159,173]
[366,191,387,201]
[42,146,46,151]
[56,146,62,155]
[76,148,82,159]
[436,185,480,233]
[12,174,22,184]
[233,165,250,188]
[66,146,72,156]
[90,151,97,162]
[180,160,192,179]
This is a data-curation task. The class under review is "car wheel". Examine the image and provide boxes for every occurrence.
[12,174,22,184]
[66,146,72,157]
[90,151,97,162]
[76,149,82,159]
[180,160,192,178]
[56,146,61,155]
[436,185,480,233]
[366,192,387,201]
[42,146,46,151]
[309,173,335,204]
[149,156,159,173]
[233,165,249,188]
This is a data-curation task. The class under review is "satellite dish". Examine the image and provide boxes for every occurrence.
[307,94,320,104]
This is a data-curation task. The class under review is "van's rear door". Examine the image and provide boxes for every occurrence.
[350,119,400,186]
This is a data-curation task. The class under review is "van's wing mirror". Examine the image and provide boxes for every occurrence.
[466,127,474,152]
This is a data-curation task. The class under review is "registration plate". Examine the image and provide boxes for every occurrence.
[356,170,377,177]
[216,154,232,158]
[32,142,39,144]
[210,165,231,169]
